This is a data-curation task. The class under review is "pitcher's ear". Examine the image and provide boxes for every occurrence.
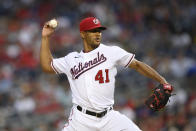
[80,31,85,39]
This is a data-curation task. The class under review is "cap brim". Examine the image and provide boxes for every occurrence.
[96,26,107,30]
[83,26,107,31]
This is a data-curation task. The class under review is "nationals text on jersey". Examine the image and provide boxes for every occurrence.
[70,52,107,79]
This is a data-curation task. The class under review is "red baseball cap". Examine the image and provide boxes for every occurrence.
[79,17,107,31]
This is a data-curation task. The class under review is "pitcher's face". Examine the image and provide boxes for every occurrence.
[81,28,102,48]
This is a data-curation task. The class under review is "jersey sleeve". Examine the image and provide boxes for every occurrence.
[51,56,69,75]
[112,46,135,68]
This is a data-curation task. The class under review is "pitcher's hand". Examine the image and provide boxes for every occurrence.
[42,21,55,37]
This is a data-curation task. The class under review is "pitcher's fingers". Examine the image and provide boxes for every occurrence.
[43,22,50,28]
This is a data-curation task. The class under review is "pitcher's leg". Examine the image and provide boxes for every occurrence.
[102,110,142,131]
[62,106,98,131]
[61,107,76,131]
[62,121,75,131]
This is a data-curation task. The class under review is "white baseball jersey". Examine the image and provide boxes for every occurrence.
[51,44,135,112]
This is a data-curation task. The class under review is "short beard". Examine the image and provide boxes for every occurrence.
[90,43,99,49]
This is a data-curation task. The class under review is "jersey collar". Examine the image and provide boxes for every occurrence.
[80,43,103,55]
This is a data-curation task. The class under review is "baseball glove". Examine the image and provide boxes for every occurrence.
[145,84,173,111]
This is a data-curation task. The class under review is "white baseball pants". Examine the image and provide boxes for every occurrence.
[62,106,141,131]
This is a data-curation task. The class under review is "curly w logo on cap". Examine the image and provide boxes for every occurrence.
[93,18,99,24]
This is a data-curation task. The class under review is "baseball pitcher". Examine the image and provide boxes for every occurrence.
[40,17,173,131]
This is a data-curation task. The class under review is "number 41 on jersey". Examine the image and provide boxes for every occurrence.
[95,69,110,84]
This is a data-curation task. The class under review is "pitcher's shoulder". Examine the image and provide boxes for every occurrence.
[101,43,119,50]
[101,43,123,52]
[65,51,80,58]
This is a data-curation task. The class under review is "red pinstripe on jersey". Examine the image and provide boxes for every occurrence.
[125,54,135,68]
[51,60,60,74]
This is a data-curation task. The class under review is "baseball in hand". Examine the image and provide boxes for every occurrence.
[49,19,58,28]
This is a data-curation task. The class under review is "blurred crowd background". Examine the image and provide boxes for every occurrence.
[0,0,196,131]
